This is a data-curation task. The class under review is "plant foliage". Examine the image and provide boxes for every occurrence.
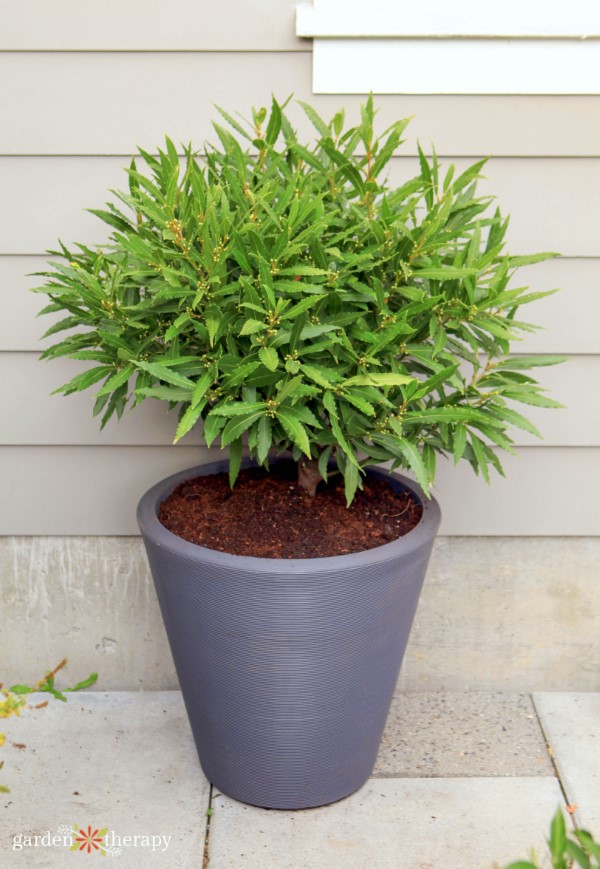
[34,96,564,503]
[503,807,600,869]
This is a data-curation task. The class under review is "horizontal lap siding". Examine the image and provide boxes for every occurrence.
[1,17,597,535]
[0,446,597,535]
[2,52,600,156]
[1,156,599,255]
[0,0,306,51]
[1,353,595,448]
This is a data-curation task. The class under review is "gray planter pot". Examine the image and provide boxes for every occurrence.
[137,459,441,809]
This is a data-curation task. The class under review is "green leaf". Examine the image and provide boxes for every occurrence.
[344,373,413,388]
[549,809,566,858]
[258,346,279,371]
[229,438,243,488]
[565,839,591,869]
[239,319,265,336]
[265,98,282,146]
[329,407,360,468]
[492,406,542,439]
[412,266,477,280]
[174,401,206,442]
[342,390,375,417]
[575,830,600,861]
[391,438,430,493]
[65,672,98,692]
[470,435,490,484]
[136,386,192,402]
[343,459,360,507]
[8,684,32,695]
[508,252,559,267]
[96,364,135,397]
[221,411,264,447]
[203,413,226,448]
[276,407,311,457]
[210,401,267,417]
[191,372,213,408]
[53,365,113,395]
[256,415,272,464]
[87,208,132,233]
[498,355,568,370]
[135,361,195,389]
[502,863,539,869]
[302,364,338,388]
[297,100,331,137]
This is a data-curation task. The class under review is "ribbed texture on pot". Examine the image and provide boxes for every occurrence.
[138,461,441,809]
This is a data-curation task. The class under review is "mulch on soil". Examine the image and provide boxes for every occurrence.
[158,461,422,559]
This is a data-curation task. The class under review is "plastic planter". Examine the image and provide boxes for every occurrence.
[137,459,441,809]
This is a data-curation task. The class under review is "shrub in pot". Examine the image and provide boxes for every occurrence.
[34,97,563,808]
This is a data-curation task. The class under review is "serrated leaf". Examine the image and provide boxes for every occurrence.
[210,401,267,417]
[239,319,265,336]
[498,355,568,370]
[135,361,195,389]
[258,346,279,371]
[343,459,360,507]
[136,385,192,402]
[256,415,272,464]
[344,373,413,388]
[412,266,477,280]
[174,401,206,442]
[276,407,311,457]
[96,364,135,397]
[302,364,337,388]
[492,406,542,439]
[229,438,243,487]
[329,409,360,468]
[391,438,430,493]
[53,365,113,395]
[470,435,490,484]
[221,411,264,447]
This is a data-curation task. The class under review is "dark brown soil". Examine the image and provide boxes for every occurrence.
[158,461,422,559]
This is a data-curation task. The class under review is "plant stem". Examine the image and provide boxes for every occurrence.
[297,459,322,498]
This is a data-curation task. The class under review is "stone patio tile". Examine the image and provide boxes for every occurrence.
[534,692,600,831]
[376,692,553,777]
[209,776,564,869]
[0,691,208,867]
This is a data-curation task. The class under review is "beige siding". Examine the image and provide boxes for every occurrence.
[0,0,305,52]
[1,6,598,536]
[0,446,597,535]
[1,156,599,256]
[0,352,593,448]
[3,256,597,355]
[2,51,600,156]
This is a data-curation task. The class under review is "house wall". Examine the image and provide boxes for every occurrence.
[1,1,598,688]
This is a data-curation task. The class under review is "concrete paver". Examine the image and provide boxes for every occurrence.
[534,692,600,831]
[2,691,590,868]
[376,692,553,777]
[209,777,563,869]
[0,691,208,867]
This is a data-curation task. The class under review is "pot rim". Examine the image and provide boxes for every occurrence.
[137,458,441,573]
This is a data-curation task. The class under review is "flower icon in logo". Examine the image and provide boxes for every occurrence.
[70,824,108,855]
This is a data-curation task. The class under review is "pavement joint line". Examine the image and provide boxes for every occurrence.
[203,783,214,869]
[531,693,576,830]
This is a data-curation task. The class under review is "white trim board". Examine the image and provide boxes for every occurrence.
[297,1,600,38]
[313,39,600,95]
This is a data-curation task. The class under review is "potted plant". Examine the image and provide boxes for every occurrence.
[34,96,562,809]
